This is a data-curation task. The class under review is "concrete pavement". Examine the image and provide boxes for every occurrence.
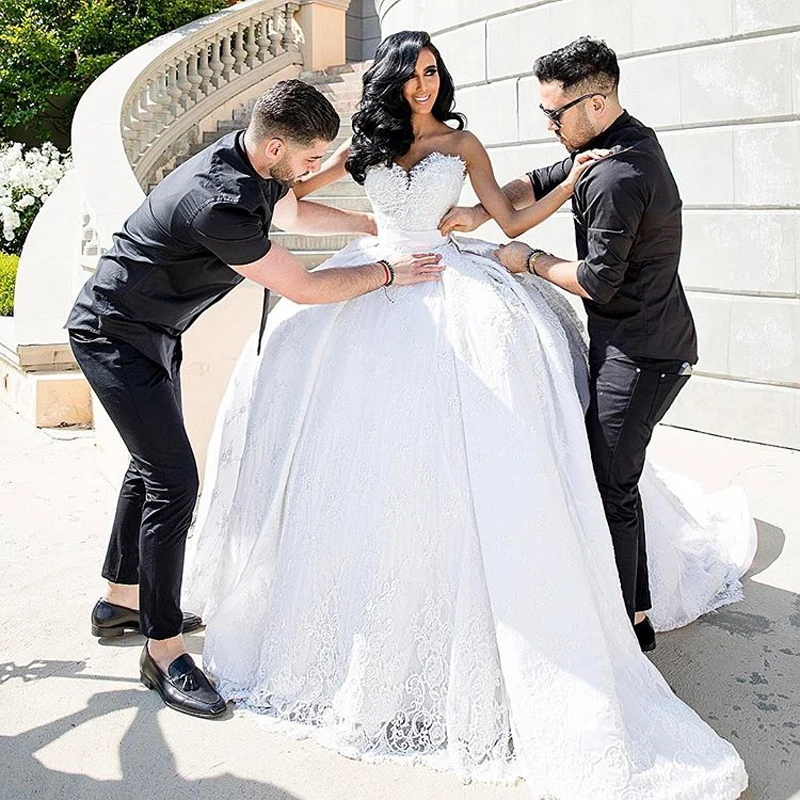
[1,400,799,800]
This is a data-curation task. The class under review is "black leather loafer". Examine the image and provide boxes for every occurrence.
[634,616,656,652]
[91,599,203,639]
[139,645,227,718]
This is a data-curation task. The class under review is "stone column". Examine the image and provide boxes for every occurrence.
[297,0,351,70]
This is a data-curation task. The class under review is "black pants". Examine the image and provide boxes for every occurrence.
[69,331,198,640]
[585,357,690,621]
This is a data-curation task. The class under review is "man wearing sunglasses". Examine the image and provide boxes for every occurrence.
[440,37,697,653]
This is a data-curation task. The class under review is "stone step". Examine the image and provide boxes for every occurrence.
[309,178,365,197]
[300,61,371,81]
[317,84,363,99]
[301,73,357,88]
[325,136,352,155]
[295,249,337,268]
[270,231,361,251]
[305,195,371,212]
[216,117,246,132]
[330,98,361,113]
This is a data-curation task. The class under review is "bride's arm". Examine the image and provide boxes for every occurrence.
[273,185,376,236]
[292,139,351,200]
[459,132,595,239]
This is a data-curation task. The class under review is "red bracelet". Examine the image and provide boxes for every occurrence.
[377,259,392,286]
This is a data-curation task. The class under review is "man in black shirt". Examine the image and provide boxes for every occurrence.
[67,80,444,717]
[440,39,697,652]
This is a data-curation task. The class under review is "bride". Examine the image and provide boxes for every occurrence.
[184,30,753,799]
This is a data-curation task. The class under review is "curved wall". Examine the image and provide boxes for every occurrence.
[378,0,800,449]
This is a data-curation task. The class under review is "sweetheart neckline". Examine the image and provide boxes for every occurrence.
[384,151,467,178]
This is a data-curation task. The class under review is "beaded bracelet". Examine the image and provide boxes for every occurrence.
[377,258,395,286]
[526,248,549,275]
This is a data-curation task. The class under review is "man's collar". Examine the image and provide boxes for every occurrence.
[584,110,631,150]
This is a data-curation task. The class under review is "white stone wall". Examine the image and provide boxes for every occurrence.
[377,0,800,450]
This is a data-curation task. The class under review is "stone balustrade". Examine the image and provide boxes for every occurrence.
[122,2,303,186]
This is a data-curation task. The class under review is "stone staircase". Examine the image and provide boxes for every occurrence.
[157,61,372,270]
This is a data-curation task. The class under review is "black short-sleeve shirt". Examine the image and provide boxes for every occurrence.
[67,131,288,370]
[528,112,697,365]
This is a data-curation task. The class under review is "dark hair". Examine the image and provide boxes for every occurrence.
[534,37,620,95]
[345,30,466,184]
[250,79,340,145]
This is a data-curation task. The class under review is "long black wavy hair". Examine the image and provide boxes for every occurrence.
[345,30,466,184]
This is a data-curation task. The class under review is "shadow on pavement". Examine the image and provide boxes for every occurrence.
[652,518,800,800]
[1,659,299,800]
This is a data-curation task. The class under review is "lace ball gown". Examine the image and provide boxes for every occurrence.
[183,152,753,799]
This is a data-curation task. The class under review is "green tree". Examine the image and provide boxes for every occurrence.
[0,0,229,148]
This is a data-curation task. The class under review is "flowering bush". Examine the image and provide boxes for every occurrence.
[0,253,18,316]
[0,141,72,255]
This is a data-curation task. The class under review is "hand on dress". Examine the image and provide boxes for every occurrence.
[389,253,445,285]
[438,205,488,237]
[492,242,531,274]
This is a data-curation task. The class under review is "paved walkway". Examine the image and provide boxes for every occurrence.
[1,400,799,800]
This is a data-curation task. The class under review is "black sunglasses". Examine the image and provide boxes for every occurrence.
[539,93,606,126]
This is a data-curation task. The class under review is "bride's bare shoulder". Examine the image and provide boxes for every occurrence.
[443,129,487,167]
[435,128,483,158]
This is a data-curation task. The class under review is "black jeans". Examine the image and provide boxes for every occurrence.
[69,331,198,640]
[585,357,690,621]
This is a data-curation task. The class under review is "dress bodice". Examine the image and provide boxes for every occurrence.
[364,152,466,237]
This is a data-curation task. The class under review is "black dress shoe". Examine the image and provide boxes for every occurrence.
[139,645,227,718]
[634,616,656,652]
[91,599,203,639]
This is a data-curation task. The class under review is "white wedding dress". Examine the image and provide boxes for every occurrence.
[183,152,754,799]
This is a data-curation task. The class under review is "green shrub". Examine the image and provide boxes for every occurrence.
[0,253,19,316]
[0,141,72,254]
[0,0,229,147]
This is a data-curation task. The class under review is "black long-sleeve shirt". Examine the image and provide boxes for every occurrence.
[529,112,697,365]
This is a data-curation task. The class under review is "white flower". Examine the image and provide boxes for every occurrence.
[0,140,71,248]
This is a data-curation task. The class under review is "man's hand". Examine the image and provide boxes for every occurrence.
[389,253,445,286]
[493,242,532,274]
[438,205,489,237]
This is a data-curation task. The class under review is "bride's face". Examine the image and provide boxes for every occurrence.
[402,47,440,115]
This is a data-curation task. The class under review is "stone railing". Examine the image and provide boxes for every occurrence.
[123,2,302,186]
[72,0,306,268]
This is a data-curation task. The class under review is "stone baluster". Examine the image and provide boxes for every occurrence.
[245,17,260,69]
[283,3,300,52]
[197,41,213,97]
[257,13,272,63]
[135,83,154,136]
[232,22,247,74]
[220,31,236,82]
[81,211,102,258]
[153,68,175,128]
[146,74,168,138]
[176,55,193,111]
[209,34,225,89]
[269,7,284,57]
[122,83,154,161]
[186,47,205,105]
[166,60,183,119]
